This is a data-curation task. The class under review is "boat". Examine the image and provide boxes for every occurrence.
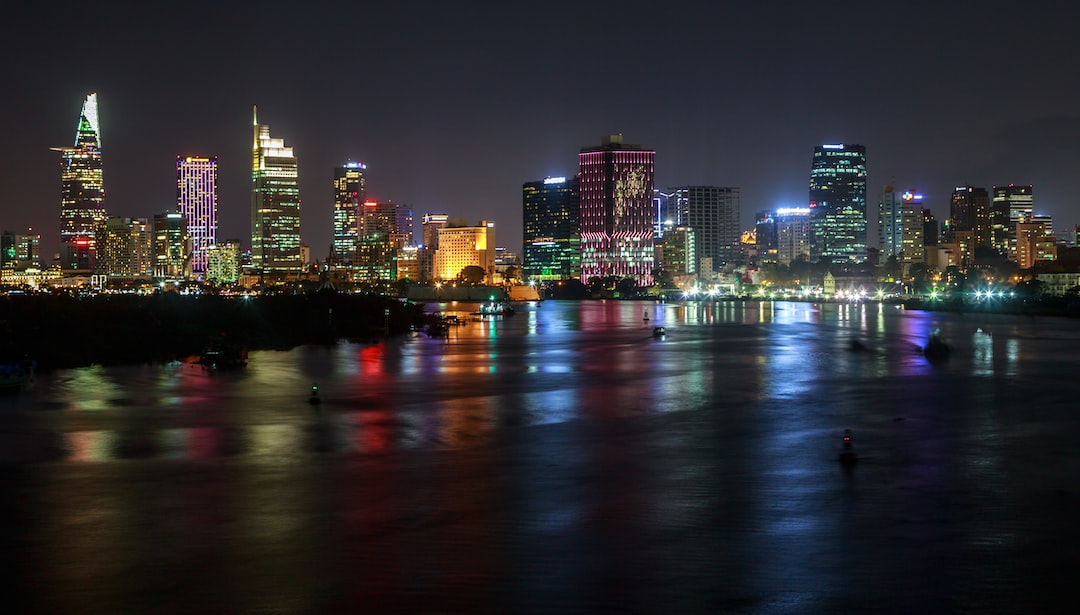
[198,342,248,370]
[652,326,666,338]
[474,302,515,317]
[0,359,35,390]
[839,428,857,465]
[923,331,950,361]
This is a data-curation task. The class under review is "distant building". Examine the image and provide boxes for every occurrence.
[660,186,741,271]
[332,161,366,267]
[206,239,241,286]
[579,134,655,285]
[1,230,41,270]
[419,213,449,281]
[251,106,301,272]
[658,226,696,275]
[947,185,990,260]
[176,156,218,278]
[899,198,926,274]
[96,217,152,277]
[434,220,496,282]
[879,185,903,260]
[54,93,107,271]
[775,207,811,265]
[808,144,867,263]
[523,175,580,281]
[154,212,190,279]
[1016,218,1055,269]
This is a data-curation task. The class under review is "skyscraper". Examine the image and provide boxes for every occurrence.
[251,107,301,273]
[579,135,655,286]
[808,144,867,263]
[523,175,580,281]
[947,185,989,265]
[154,212,190,278]
[332,161,366,267]
[177,156,218,278]
[96,217,152,277]
[54,93,107,270]
[663,186,742,271]
[993,184,1034,259]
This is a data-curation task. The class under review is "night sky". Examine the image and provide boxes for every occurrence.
[4,1,1078,261]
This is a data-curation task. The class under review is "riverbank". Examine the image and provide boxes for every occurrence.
[0,292,425,371]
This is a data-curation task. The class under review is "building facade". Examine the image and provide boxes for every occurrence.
[579,135,655,286]
[523,175,580,281]
[176,156,218,278]
[54,93,107,271]
[332,162,366,267]
[433,221,496,282]
[993,184,1033,259]
[96,217,152,277]
[775,207,812,265]
[251,107,301,273]
[206,239,242,286]
[808,144,867,263]
[154,212,190,279]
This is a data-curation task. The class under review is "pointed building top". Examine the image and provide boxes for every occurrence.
[76,92,100,146]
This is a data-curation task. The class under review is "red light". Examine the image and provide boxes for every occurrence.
[363,201,377,208]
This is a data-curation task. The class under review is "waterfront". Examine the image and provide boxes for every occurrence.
[2,300,1078,613]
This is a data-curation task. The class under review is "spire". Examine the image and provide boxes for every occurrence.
[76,92,100,146]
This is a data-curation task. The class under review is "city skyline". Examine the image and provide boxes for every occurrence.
[4,3,1079,261]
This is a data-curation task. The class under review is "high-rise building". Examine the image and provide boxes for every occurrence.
[658,226,696,275]
[419,213,449,280]
[332,161,366,267]
[433,221,496,282]
[176,156,217,278]
[0,230,41,270]
[579,134,655,285]
[654,190,686,240]
[96,217,152,277]
[54,93,107,271]
[899,198,926,273]
[673,186,741,270]
[251,107,301,272]
[993,184,1034,259]
[206,239,242,286]
[947,185,990,264]
[154,212,190,279]
[808,144,867,263]
[754,210,778,265]
[775,207,812,265]
[523,175,580,281]
[879,185,902,259]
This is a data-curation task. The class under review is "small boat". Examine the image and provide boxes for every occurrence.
[652,326,666,338]
[923,331,950,361]
[839,428,857,465]
[308,382,321,405]
[643,309,650,321]
[474,302,515,317]
[198,343,248,370]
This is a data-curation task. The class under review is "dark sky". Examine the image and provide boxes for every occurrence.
[4,1,1079,260]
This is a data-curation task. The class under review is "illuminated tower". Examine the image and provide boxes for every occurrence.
[333,161,366,267]
[523,175,580,281]
[808,144,867,263]
[54,93,107,270]
[993,184,1033,259]
[154,212,190,278]
[251,106,301,272]
[662,186,741,271]
[579,134,655,286]
[176,156,217,278]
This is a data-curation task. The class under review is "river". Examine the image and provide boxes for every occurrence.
[1,300,1077,613]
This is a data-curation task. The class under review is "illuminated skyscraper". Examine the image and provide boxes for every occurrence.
[523,175,580,281]
[154,212,190,278]
[176,156,217,278]
[96,217,152,277]
[206,239,242,286]
[993,184,1033,259]
[433,221,496,282]
[332,161,366,266]
[660,186,742,271]
[579,135,655,285]
[251,107,301,272]
[419,213,449,280]
[808,144,867,263]
[54,93,107,270]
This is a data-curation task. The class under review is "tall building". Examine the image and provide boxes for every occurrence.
[775,207,812,265]
[993,184,1034,259]
[154,212,190,278]
[54,93,107,270]
[579,134,655,286]
[523,175,580,281]
[433,221,496,282]
[176,156,217,278]
[0,230,41,270]
[96,217,152,277]
[879,185,902,260]
[679,186,741,269]
[808,144,867,263]
[899,198,926,273]
[947,185,990,264]
[332,161,366,267]
[251,107,301,272]
[206,239,242,286]
[658,226,696,275]
[419,213,449,280]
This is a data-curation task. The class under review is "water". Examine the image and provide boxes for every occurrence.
[2,300,1077,613]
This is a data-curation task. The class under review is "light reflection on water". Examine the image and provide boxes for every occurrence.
[4,300,1076,465]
